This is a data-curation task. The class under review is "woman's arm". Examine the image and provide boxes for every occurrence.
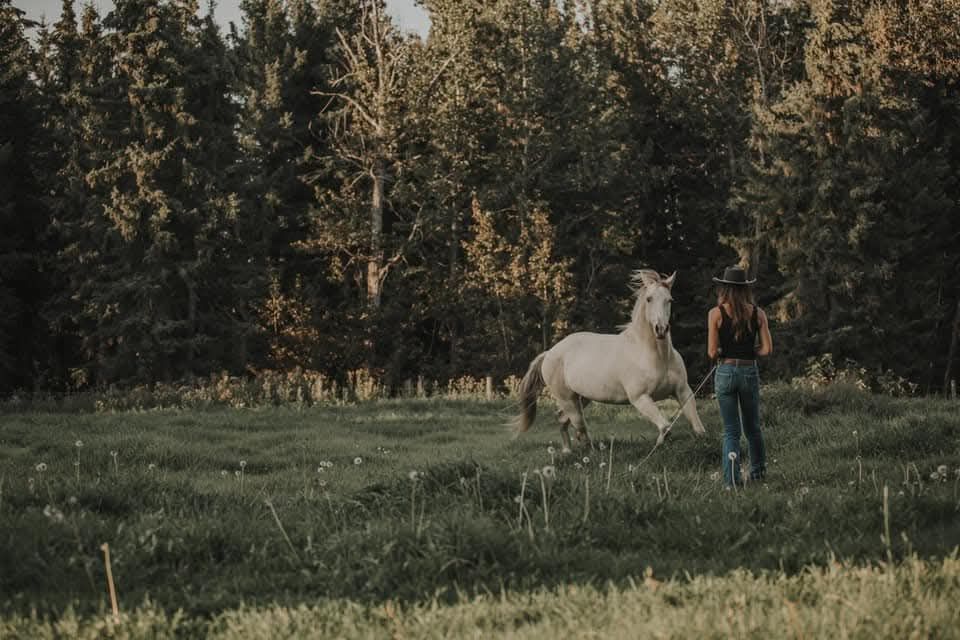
[757,308,773,357]
[707,307,721,360]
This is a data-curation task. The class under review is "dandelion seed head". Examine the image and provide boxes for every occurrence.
[599,442,606,451]
[542,465,556,479]
[148,463,156,471]
[35,462,47,473]
[317,466,325,473]
[937,464,948,476]
[318,480,327,488]
[574,463,582,470]
[221,470,228,477]
[110,450,118,457]
[234,470,241,478]
[239,460,247,468]
[599,461,607,469]
[513,495,522,504]
[582,456,590,464]
[547,446,556,455]
[408,470,420,481]
[930,471,940,481]
[354,457,363,465]
[709,471,720,481]
[728,452,738,461]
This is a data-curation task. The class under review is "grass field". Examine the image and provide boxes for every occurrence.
[1,385,959,637]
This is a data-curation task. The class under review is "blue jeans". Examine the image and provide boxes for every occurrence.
[715,363,765,486]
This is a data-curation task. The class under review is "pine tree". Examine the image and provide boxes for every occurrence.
[0,1,47,390]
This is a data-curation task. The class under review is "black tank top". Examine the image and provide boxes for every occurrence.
[719,305,758,359]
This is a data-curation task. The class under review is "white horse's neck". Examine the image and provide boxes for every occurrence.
[627,300,672,359]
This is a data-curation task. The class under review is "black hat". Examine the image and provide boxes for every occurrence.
[712,266,756,286]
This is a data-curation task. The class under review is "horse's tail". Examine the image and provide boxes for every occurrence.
[513,352,547,434]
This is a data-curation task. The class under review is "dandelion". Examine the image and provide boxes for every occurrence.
[354,457,363,466]
[235,470,241,478]
[709,471,720,482]
[513,495,523,504]
[239,460,247,469]
[930,471,941,482]
[574,463,582,470]
[728,452,737,461]
[221,470,228,477]
[35,462,47,473]
[541,465,556,480]
[43,504,65,523]
[547,446,556,455]
[599,442,606,451]
[148,463,157,472]
[582,456,590,465]
[408,470,421,481]
[599,461,607,469]
[317,466,325,474]
[937,464,948,476]
[75,440,84,449]
[67,496,77,506]
[318,479,327,489]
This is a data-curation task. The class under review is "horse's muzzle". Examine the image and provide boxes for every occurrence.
[655,324,670,340]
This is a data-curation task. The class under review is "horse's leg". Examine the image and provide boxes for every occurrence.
[573,397,593,448]
[554,399,578,454]
[676,384,707,436]
[629,393,671,445]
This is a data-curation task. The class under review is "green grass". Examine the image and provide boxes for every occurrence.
[1,385,959,637]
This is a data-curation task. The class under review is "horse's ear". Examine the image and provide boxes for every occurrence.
[632,269,661,289]
[662,271,676,289]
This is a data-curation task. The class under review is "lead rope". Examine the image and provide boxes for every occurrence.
[638,363,717,465]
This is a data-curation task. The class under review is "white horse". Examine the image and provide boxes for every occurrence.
[514,269,707,452]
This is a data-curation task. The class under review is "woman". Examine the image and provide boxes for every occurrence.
[707,266,773,487]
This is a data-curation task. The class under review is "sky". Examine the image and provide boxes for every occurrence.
[16,0,431,36]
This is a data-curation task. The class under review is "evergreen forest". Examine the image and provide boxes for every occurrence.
[1,0,959,396]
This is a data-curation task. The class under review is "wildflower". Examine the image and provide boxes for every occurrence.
[43,505,65,523]
[239,460,247,468]
[235,470,241,478]
[728,452,737,461]
[408,470,421,481]
[930,471,940,482]
[354,457,363,466]
[574,463,582,470]
[547,446,556,455]
[220,470,228,477]
[317,466,325,474]
[582,456,590,465]
[799,486,810,496]
[937,464,948,476]
[513,495,523,504]
[318,480,327,488]
[852,430,858,436]
[75,440,83,448]
[599,461,607,469]
[148,463,157,471]
[709,471,720,482]
[35,462,47,473]
[541,466,556,479]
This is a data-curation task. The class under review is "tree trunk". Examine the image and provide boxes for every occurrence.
[367,162,385,309]
[943,299,960,393]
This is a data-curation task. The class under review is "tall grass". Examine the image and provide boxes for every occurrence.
[0,385,957,635]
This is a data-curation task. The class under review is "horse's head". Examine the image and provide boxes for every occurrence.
[632,270,676,340]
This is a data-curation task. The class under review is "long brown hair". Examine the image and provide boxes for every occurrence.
[717,285,755,339]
